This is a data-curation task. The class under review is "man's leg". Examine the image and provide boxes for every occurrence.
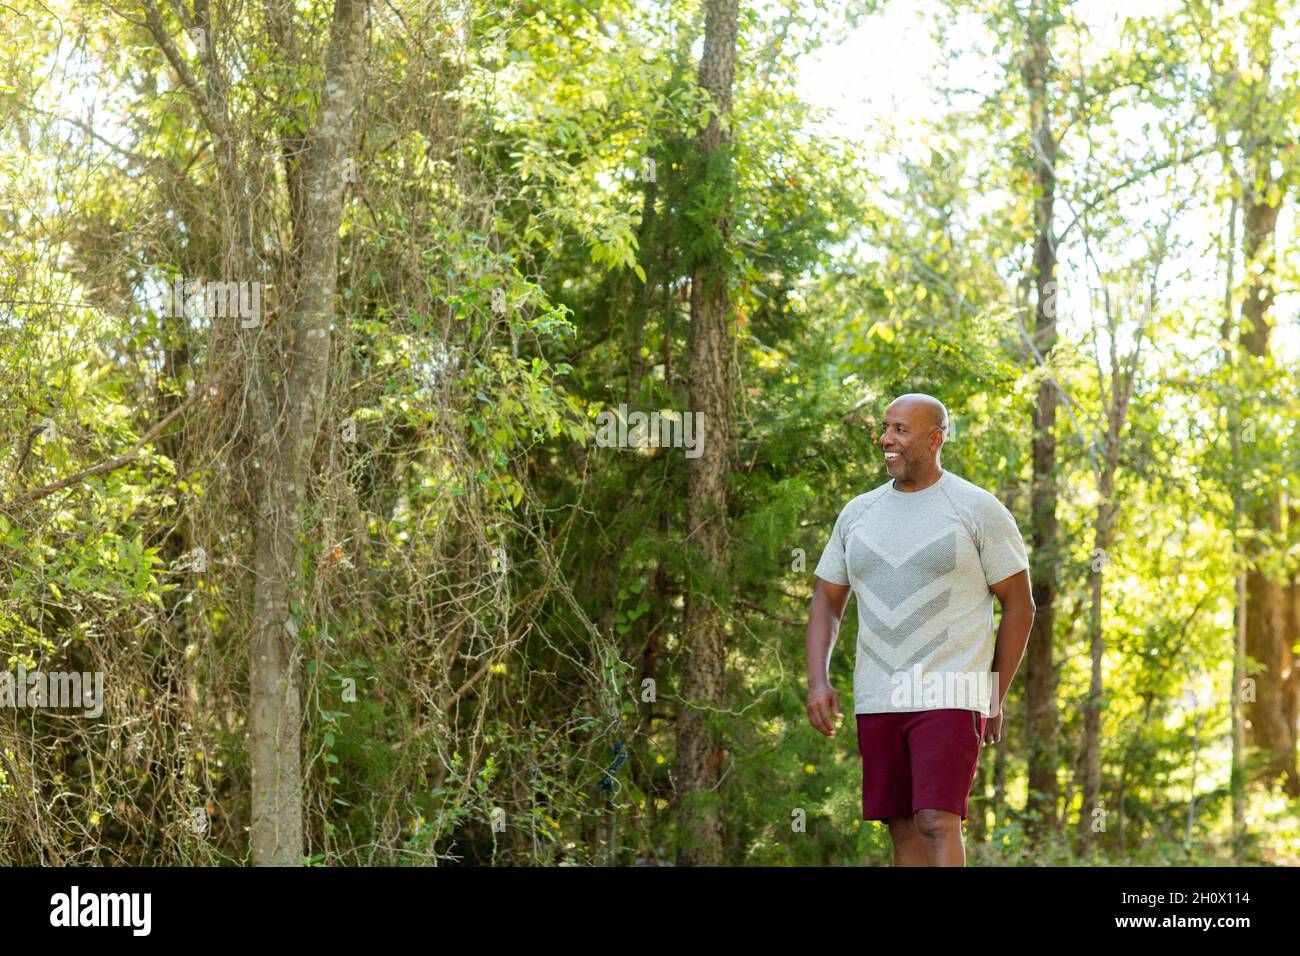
[857,712,913,859]
[905,709,986,867]
[912,808,965,866]
[885,815,928,866]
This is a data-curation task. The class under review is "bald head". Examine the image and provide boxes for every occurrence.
[888,393,948,435]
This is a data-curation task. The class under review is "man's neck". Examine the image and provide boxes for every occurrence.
[892,466,944,493]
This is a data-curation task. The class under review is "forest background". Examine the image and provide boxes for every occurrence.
[1,0,1298,865]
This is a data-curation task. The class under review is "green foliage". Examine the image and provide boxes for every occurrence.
[0,0,1296,867]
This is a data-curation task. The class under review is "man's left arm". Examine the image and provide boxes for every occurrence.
[986,569,1035,742]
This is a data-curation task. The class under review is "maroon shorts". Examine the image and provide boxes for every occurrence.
[855,709,986,821]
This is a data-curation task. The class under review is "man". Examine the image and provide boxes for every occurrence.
[805,393,1035,866]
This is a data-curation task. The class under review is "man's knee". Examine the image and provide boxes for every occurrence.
[912,808,959,839]
[886,815,917,837]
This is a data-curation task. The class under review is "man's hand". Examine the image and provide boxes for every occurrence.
[807,683,843,737]
[982,711,1003,745]
[806,577,850,737]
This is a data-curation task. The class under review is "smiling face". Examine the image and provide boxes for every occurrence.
[880,396,946,484]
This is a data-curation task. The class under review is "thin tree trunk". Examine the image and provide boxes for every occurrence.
[1221,185,1248,857]
[1077,490,1113,853]
[248,0,368,867]
[1077,247,1155,854]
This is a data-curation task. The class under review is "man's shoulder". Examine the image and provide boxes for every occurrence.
[941,471,1010,514]
[835,481,892,521]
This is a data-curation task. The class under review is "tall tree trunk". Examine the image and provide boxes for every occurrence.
[1021,0,1060,837]
[675,0,737,868]
[248,0,368,866]
[1236,25,1297,793]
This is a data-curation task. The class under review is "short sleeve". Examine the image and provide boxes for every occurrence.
[813,510,850,585]
[977,500,1030,587]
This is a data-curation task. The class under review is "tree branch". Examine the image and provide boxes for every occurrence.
[2,384,206,512]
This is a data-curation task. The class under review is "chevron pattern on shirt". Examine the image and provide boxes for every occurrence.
[845,526,957,671]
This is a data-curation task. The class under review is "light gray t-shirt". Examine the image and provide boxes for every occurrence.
[814,470,1030,716]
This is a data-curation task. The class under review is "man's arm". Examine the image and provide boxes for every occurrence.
[988,568,1035,730]
[806,578,852,737]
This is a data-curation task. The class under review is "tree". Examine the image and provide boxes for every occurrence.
[1233,1,1299,795]
[675,0,738,867]
[140,0,370,864]
[1020,0,1064,837]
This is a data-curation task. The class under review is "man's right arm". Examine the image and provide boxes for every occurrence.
[806,578,852,737]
